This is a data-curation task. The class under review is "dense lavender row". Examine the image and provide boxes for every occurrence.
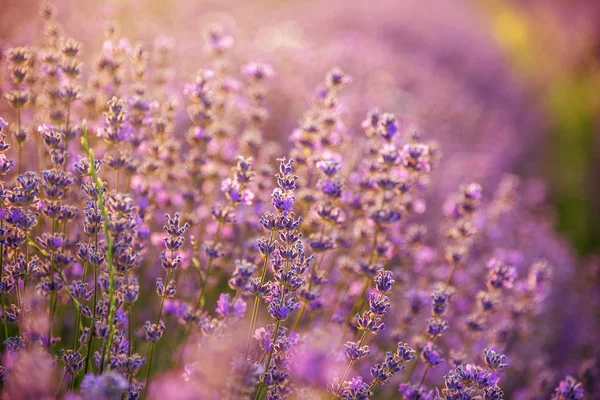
[0,3,597,400]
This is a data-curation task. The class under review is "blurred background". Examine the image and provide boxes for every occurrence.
[1,0,599,256]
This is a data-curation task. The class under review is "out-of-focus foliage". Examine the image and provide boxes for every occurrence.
[480,0,600,254]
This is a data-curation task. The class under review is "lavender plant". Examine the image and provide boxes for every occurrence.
[0,2,597,400]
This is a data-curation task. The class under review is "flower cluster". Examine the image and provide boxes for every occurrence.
[0,2,595,400]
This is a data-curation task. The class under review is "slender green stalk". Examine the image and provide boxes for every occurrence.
[404,357,418,383]
[81,120,117,370]
[48,216,56,349]
[198,221,222,310]
[246,229,276,357]
[367,379,377,392]
[254,309,282,400]
[72,308,81,351]
[418,365,430,387]
[331,330,368,399]
[406,262,457,383]
[0,241,7,340]
[22,222,29,299]
[343,224,380,332]
[254,236,292,400]
[128,304,134,386]
[144,269,170,396]
[65,102,71,132]
[83,261,98,375]
[16,108,21,175]
[1,296,8,340]
[54,371,67,398]
[63,103,71,172]
[175,220,224,369]
[292,246,325,331]
[444,261,458,289]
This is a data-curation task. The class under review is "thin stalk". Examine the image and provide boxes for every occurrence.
[177,218,224,369]
[197,258,214,311]
[175,323,193,370]
[254,312,281,400]
[69,372,77,391]
[125,278,135,388]
[343,224,380,330]
[291,301,307,332]
[65,102,71,132]
[1,296,8,340]
[254,238,292,399]
[328,269,350,323]
[47,215,56,349]
[144,269,170,396]
[81,120,116,371]
[331,330,368,399]
[144,342,156,393]
[292,248,325,331]
[197,221,223,311]
[16,108,21,175]
[63,102,71,172]
[405,260,458,382]
[82,237,91,280]
[254,385,264,400]
[23,226,29,296]
[444,262,458,290]
[418,365,430,388]
[83,263,98,375]
[405,357,418,383]
[54,371,67,398]
[72,308,81,351]
[0,242,7,340]
[246,229,276,357]
[367,379,377,392]
[128,303,134,360]
[99,335,108,373]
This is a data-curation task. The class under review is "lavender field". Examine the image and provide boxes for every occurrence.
[0,1,598,399]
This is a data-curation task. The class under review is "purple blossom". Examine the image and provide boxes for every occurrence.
[215,293,247,318]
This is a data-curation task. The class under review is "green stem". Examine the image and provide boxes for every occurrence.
[254,384,264,400]
[344,225,380,330]
[246,229,276,357]
[292,250,324,331]
[1,295,8,340]
[63,102,71,172]
[54,370,67,398]
[254,318,281,400]
[444,262,458,290]
[367,378,377,392]
[128,304,135,387]
[197,221,222,311]
[418,365,430,388]
[175,324,192,370]
[405,357,418,383]
[254,236,291,399]
[23,229,29,299]
[72,309,81,351]
[0,243,7,340]
[144,342,156,394]
[291,303,306,332]
[83,264,98,376]
[144,270,170,396]
[48,216,56,350]
[81,121,117,371]
[16,108,21,175]
[332,330,368,400]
